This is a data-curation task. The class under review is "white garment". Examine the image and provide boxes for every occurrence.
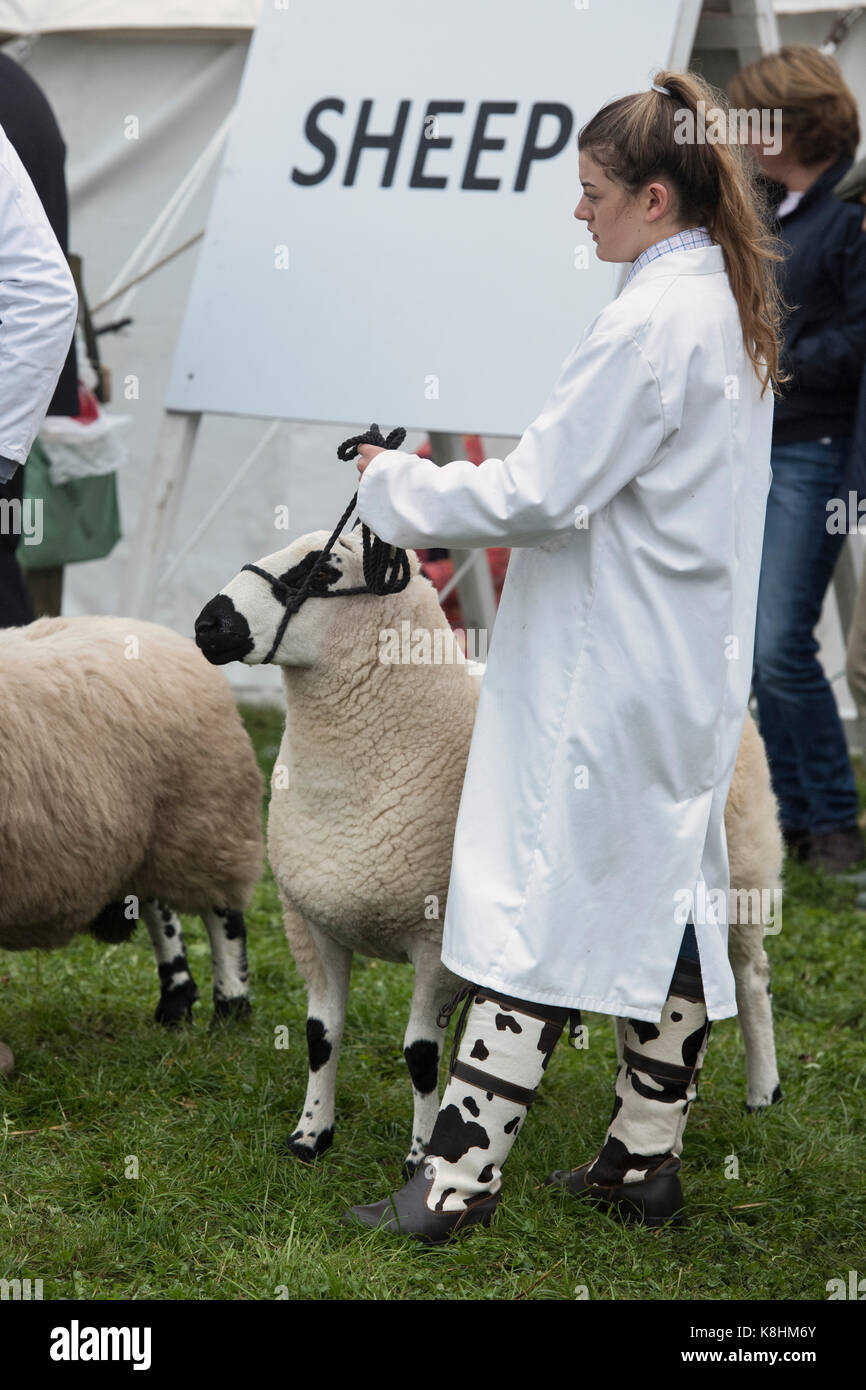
[35,322,131,485]
[356,244,773,1022]
[0,119,79,476]
[776,189,805,219]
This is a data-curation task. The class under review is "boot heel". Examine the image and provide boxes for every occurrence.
[612,1167,686,1227]
[546,1156,686,1226]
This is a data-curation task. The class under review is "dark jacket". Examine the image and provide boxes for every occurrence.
[0,52,78,416]
[771,155,866,447]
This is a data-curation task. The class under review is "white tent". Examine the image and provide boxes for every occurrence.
[2,0,865,718]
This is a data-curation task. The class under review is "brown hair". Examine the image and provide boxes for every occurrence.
[579,69,786,397]
[728,44,859,167]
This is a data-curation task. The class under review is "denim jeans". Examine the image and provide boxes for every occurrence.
[679,919,699,964]
[751,437,859,834]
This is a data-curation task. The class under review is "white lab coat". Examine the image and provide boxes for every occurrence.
[356,244,773,1022]
[0,119,79,479]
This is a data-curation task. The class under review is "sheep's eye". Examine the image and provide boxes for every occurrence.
[278,550,341,593]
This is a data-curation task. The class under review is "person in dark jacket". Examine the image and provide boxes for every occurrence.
[729,46,866,873]
[0,52,78,627]
[837,158,866,751]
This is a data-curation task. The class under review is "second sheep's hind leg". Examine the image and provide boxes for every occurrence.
[202,906,251,1025]
[142,899,200,1025]
[402,938,462,1178]
[728,920,782,1110]
[282,908,352,1163]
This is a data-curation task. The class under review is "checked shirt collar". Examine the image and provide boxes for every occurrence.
[625,227,714,287]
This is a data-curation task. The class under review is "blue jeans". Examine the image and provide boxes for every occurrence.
[751,438,859,834]
[679,920,699,964]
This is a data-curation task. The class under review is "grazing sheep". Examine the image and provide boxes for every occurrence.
[195,530,783,1172]
[0,616,264,1027]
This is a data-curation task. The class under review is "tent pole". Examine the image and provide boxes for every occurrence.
[157,421,281,592]
[95,114,233,320]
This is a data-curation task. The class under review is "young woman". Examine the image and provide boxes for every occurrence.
[345,68,784,1241]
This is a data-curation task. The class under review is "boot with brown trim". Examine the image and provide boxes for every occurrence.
[343,985,572,1244]
[546,954,710,1228]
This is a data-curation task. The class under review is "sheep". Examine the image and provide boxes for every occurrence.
[194,529,783,1173]
[0,616,265,1029]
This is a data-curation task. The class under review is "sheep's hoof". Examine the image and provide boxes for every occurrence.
[209,996,252,1028]
[401,1157,423,1182]
[154,980,199,1026]
[745,1083,783,1112]
[283,1127,334,1163]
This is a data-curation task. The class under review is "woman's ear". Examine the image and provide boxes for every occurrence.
[644,179,674,223]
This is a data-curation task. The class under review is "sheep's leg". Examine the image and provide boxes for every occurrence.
[202,906,251,1024]
[284,919,352,1163]
[141,899,200,1025]
[401,942,461,1178]
[729,925,782,1110]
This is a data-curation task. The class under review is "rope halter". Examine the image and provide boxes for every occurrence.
[241,423,413,664]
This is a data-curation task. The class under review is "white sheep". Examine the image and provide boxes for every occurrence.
[195,530,783,1174]
[0,616,264,1028]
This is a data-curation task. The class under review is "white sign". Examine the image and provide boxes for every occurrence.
[166,0,683,436]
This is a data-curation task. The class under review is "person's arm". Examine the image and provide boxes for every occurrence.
[784,222,866,393]
[356,329,666,550]
[0,119,79,477]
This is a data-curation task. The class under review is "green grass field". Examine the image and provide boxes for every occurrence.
[1,703,864,1301]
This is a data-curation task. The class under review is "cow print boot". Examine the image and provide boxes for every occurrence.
[547,955,709,1227]
[344,986,572,1244]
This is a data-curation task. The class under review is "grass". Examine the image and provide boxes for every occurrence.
[1,704,864,1300]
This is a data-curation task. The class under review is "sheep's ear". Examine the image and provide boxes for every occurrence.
[405,548,422,579]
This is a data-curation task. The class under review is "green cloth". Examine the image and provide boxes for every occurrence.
[18,435,121,571]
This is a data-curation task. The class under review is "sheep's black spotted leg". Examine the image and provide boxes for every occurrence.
[285,924,352,1163]
[202,906,251,1024]
[141,899,200,1025]
[401,941,456,1177]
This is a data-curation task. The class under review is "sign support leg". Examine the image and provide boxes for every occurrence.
[125,410,202,618]
[427,431,498,647]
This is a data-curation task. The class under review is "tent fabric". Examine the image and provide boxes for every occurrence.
[0,1,261,37]
[1,9,862,702]
[0,0,856,36]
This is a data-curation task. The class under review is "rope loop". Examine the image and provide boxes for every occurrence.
[336,421,407,462]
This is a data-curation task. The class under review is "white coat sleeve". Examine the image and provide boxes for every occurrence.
[355,328,666,550]
[0,120,79,471]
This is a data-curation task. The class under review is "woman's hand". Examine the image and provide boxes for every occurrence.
[357,443,385,477]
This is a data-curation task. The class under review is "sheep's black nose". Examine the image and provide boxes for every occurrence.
[194,595,254,665]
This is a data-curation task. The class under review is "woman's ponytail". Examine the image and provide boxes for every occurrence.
[579,69,787,397]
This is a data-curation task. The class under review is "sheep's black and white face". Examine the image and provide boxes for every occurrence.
[195,530,368,668]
